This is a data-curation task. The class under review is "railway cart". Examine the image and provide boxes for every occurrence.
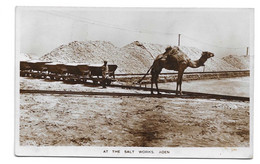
[19,60,118,86]
[76,63,91,82]
[88,64,118,85]
[20,61,31,77]
[45,62,67,80]
[63,63,89,83]
[27,60,51,78]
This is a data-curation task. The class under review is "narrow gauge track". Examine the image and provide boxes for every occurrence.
[20,89,193,99]
[115,70,250,76]
[109,84,250,101]
[20,82,249,101]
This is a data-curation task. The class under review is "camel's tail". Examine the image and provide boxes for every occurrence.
[136,65,153,84]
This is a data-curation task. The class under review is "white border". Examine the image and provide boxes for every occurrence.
[14,6,254,158]
[15,146,252,158]
[1,0,258,163]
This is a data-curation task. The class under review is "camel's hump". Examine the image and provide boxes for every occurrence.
[169,51,190,62]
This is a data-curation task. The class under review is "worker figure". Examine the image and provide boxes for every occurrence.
[102,60,109,88]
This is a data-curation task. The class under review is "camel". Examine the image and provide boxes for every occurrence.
[138,46,214,95]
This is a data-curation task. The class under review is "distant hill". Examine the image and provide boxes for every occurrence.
[222,55,250,70]
[39,40,242,74]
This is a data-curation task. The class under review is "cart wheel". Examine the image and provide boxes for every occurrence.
[92,79,98,84]
[20,72,25,77]
[55,76,61,81]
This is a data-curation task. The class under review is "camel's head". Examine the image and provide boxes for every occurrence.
[199,51,214,66]
[202,51,214,59]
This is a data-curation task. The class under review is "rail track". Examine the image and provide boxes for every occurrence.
[20,89,191,99]
[20,81,250,101]
[115,70,250,76]
[109,83,250,101]
[115,70,250,83]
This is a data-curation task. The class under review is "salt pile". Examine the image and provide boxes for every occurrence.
[120,41,168,71]
[122,42,238,72]
[20,53,32,61]
[40,40,242,74]
[222,55,250,70]
[40,41,143,74]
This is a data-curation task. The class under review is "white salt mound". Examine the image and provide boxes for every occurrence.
[40,40,242,74]
[20,53,32,61]
[222,55,250,70]
[40,41,143,74]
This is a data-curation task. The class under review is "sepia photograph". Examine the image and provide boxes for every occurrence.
[15,7,253,158]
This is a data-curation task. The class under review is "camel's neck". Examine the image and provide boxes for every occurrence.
[188,55,209,68]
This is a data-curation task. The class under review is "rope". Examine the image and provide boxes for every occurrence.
[40,10,248,55]
[41,11,179,36]
[136,43,155,60]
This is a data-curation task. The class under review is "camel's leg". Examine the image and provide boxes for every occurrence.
[151,65,162,94]
[179,83,182,95]
[176,81,179,95]
[176,72,180,95]
[151,73,154,94]
[176,70,184,95]
[179,75,183,95]
[178,70,184,95]
[155,73,161,95]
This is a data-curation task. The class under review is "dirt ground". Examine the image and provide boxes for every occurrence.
[158,77,250,97]
[20,93,250,147]
[20,76,250,97]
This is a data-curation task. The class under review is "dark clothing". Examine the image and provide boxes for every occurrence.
[102,64,109,88]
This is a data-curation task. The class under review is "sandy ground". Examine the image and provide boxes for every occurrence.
[144,77,250,97]
[20,94,249,147]
[20,77,148,94]
[19,77,250,147]
[20,76,250,97]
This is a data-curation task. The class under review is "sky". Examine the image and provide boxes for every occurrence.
[16,7,253,58]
